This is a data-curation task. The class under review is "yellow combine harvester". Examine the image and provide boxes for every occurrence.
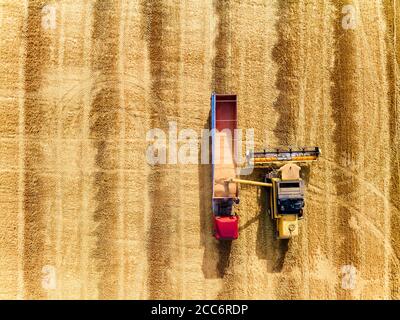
[227,147,320,239]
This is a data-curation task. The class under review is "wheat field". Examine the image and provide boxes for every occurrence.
[0,0,399,299]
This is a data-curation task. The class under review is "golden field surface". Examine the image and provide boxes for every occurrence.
[0,0,399,299]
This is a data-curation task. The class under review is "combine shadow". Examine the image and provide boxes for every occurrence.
[234,169,289,273]
[200,110,233,279]
[260,184,289,273]
[250,172,289,273]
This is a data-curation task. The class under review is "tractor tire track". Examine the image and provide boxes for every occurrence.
[271,0,305,300]
[78,0,95,299]
[0,0,28,299]
[332,1,382,299]
[286,0,336,299]
[142,0,183,299]
[177,0,216,299]
[90,0,121,299]
[384,0,400,299]
[272,0,301,147]
[330,0,362,300]
[116,0,149,299]
[23,0,51,300]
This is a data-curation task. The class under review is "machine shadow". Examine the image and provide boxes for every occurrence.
[257,174,289,273]
[250,171,289,273]
[234,169,289,273]
[200,111,232,279]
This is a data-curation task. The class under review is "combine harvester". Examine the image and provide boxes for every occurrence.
[211,93,320,240]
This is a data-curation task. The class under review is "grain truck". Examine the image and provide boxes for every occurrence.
[211,93,239,240]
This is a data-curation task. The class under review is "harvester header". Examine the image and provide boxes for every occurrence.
[247,147,320,168]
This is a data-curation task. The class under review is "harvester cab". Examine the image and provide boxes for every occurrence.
[264,162,306,239]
